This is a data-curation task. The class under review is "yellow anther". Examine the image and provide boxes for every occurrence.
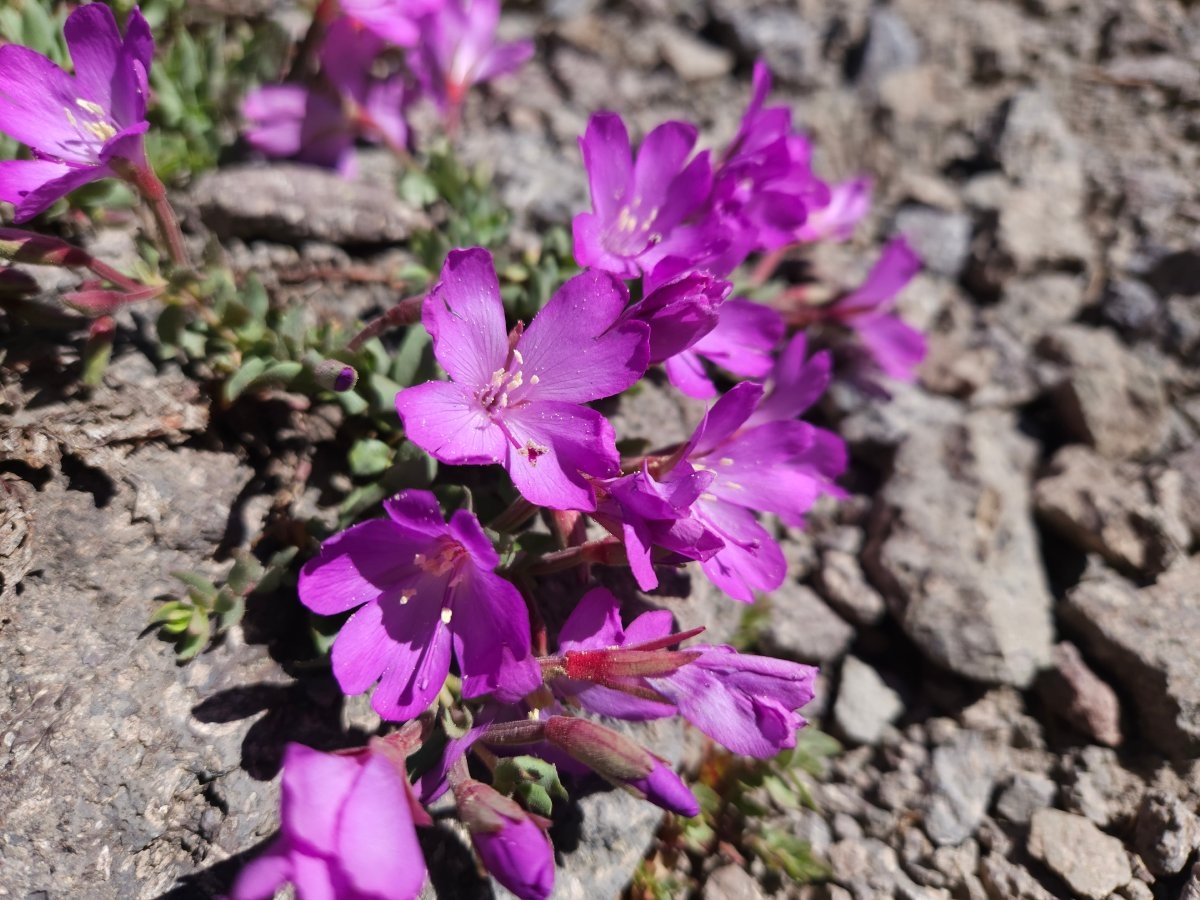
[530,375,540,385]
[441,607,453,624]
[75,98,107,117]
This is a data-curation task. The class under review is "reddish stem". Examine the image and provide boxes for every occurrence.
[346,292,427,351]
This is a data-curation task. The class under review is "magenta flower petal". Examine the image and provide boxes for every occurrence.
[62,4,125,110]
[422,247,510,386]
[0,46,89,157]
[831,237,921,317]
[329,601,397,695]
[746,333,831,426]
[663,351,717,399]
[578,112,632,224]
[0,159,83,219]
[687,298,783,378]
[234,743,427,900]
[335,753,427,898]
[696,502,786,603]
[281,744,364,853]
[366,596,454,720]
[229,842,293,900]
[501,401,619,510]
[299,519,416,615]
[451,569,541,702]
[650,647,817,758]
[856,314,927,382]
[513,269,646,403]
[395,380,506,465]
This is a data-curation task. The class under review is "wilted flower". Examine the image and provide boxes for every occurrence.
[556,588,818,758]
[231,742,429,900]
[396,248,649,511]
[0,4,153,221]
[298,489,541,721]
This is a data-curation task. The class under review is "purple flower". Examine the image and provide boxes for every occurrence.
[395,248,649,511]
[593,461,725,591]
[652,647,817,758]
[664,297,784,399]
[412,0,534,121]
[683,382,845,602]
[556,588,818,758]
[454,778,555,900]
[795,176,872,243]
[243,17,410,175]
[620,269,730,364]
[339,0,444,48]
[298,489,541,721]
[573,112,713,279]
[231,742,428,900]
[0,4,153,222]
[828,236,924,383]
[745,332,831,428]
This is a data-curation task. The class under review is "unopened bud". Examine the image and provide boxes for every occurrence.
[64,283,163,316]
[543,716,698,816]
[311,359,358,392]
[454,779,555,900]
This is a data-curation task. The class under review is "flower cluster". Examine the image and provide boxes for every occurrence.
[227,53,925,900]
[0,8,926,899]
[243,0,532,171]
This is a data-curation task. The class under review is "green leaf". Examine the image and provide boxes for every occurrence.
[255,546,300,594]
[151,600,194,634]
[243,276,269,319]
[348,438,393,478]
[388,327,431,386]
[81,333,113,388]
[247,360,303,390]
[171,571,219,601]
[227,552,265,595]
[223,356,268,402]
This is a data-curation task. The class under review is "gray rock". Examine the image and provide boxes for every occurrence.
[979,854,1056,900]
[1101,279,1164,340]
[924,733,998,847]
[855,9,921,93]
[1034,445,1186,577]
[1035,642,1123,747]
[995,90,1084,197]
[826,837,927,900]
[1063,559,1200,759]
[652,24,734,82]
[0,362,285,898]
[703,864,766,900]
[1060,745,1146,829]
[193,163,429,245]
[1027,809,1132,900]
[893,206,973,279]
[1133,789,1200,877]
[994,772,1057,825]
[1039,325,1170,460]
[757,580,856,665]
[834,657,905,746]
[815,548,887,626]
[1171,445,1200,543]
[710,4,823,86]
[990,274,1086,345]
[861,397,1054,687]
[1182,862,1200,900]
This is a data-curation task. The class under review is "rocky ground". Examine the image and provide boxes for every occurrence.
[3,0,1200,898]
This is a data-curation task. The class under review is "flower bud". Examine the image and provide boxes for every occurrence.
[454,779,555,900]
[543,716,698,817]
[310,358,358,392]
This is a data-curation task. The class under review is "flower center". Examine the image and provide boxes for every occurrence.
[62,97,118,157]
[603,196,661,258]
[416,536,467,579]
[476,348,537,414]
